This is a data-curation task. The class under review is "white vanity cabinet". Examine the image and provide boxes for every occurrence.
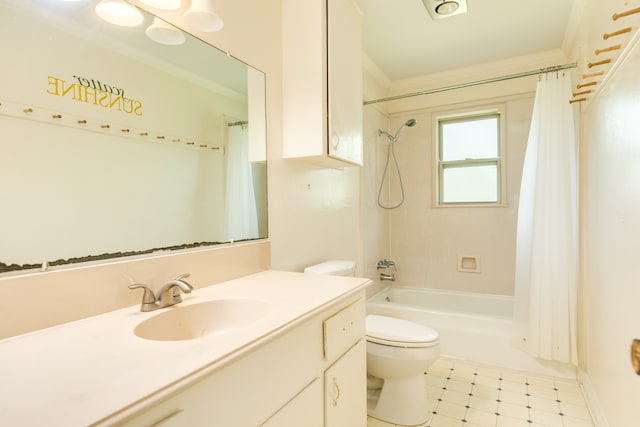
[116,294,366,427]
[323,298,367,426]
[282,0,363,167]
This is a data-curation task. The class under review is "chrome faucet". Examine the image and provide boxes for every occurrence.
[376,259,395,270]
[129,273,194,312]
[380,273,396,282]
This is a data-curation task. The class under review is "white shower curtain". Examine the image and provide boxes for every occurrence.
[513,72,578,365]
[225,124,259,241]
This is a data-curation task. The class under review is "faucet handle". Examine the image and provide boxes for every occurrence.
[128,284,156,304]
[173,273,193,291]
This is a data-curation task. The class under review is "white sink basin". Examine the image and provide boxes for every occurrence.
[134,298,271,341]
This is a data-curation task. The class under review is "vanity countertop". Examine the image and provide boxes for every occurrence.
[0,270,370,426]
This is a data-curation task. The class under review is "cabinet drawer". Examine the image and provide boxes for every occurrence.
[323,298,365,362]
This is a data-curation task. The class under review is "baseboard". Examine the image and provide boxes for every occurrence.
[578,369,609,427]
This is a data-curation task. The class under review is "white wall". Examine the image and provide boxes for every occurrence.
[386,95,534,295]
[362,65,392,294]
[365,51,569,296]
[580,51,640,422]
[575,1,640,425]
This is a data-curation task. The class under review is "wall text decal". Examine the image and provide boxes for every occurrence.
[46,74,143,116]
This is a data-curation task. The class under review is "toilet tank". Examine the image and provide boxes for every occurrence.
[303,260,356,276]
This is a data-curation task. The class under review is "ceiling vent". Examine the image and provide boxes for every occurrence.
[422,0,468,20]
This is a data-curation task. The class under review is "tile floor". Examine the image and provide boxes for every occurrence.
[367,358,594,427]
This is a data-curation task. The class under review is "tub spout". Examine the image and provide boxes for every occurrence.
[380,273,395,282]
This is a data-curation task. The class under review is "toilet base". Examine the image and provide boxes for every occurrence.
[367,374,430,426]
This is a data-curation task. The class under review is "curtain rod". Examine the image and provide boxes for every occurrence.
[363,62,578,106]
[227,120,248,127]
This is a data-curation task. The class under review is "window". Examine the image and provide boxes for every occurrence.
[436,110,504,205]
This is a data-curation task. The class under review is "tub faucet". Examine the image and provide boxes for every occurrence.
[129,273,194,312]
[377,259,395,270]
[380,273,396,282]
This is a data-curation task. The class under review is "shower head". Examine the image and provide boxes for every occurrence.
[378,118,418,143]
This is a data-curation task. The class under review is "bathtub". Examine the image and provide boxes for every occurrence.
[367,286,575,378]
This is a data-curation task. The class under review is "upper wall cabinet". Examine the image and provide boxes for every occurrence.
[282,0,363,167]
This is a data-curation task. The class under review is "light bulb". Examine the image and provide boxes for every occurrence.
[95,0,144,27]
[184,0,224,32]
[145,17,186,45]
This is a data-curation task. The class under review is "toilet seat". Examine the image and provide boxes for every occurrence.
[366,314,439,348]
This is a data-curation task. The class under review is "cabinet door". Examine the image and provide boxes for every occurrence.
[324,340,367,427]
[327,0,363,165]
[262,378,323,427]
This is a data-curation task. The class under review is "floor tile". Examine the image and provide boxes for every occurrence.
[427,413,462,427]
[527,384,559,400]
[426,374,449,388]
[369,358,594,427]
[436,400,468,419]
[467,395,497,412]
[528,395,560,412]
[557,390,588,406]
[473,374,500,388]
[499,371,527,384]
[497,401,529,420]
[526,376,556,388]
[470,384,500,400]
[474,365,502,378]
[554,380,582,394]
[529,407,565,426]
[499,379,528,394]
[560,401,592,420]
[496,414,532,426]
[464,407,497,425]
[446,378,474,394]
[498,389,529,406]
[441,388,471,405]
[429,365,454,377]
[450,366,477,381]
[427,384,445,400]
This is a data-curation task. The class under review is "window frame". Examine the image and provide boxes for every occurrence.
[433,106,507,207]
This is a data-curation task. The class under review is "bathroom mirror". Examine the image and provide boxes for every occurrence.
[0,0,268,273]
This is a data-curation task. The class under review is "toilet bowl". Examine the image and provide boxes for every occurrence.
[366,314,440,426]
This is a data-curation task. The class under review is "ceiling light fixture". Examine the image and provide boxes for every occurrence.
[184,0,224,32]
[145,17,186,45]
[95,0,144,27]
[435,0,459,15]
[139,0,182,10]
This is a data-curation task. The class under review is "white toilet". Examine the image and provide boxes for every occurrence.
[366,314,440,426]
[304,260,441,426]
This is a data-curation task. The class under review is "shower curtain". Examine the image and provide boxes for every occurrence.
[513,72,578,365]
[225,123,259,241]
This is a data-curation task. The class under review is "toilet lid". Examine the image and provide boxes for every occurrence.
[366,314,439,347]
